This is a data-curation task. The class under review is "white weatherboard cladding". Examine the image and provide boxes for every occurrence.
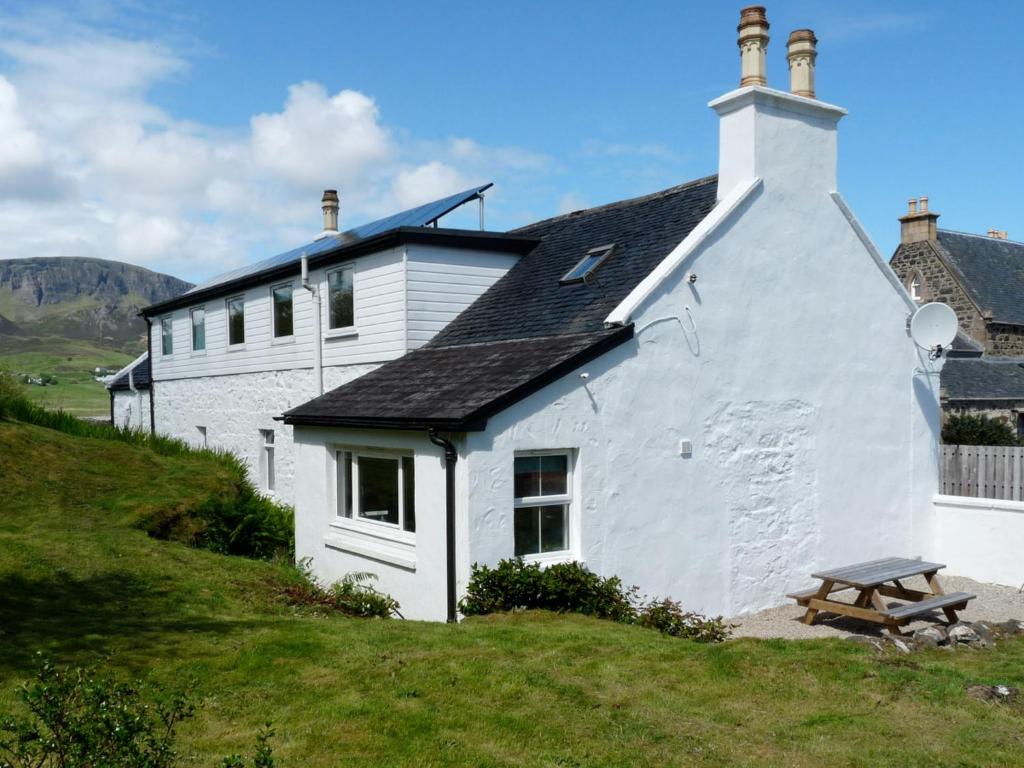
[154,364,376,503]
[112,389,150,431]
[292,427,453,621]
[465,185,940,619]
[933,495,1024,587]
[405,245,520,348]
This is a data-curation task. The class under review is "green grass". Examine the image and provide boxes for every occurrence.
[2,418,1024,766]
[0,336,133,417]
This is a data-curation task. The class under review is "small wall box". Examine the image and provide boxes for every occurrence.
[679,439,693,458]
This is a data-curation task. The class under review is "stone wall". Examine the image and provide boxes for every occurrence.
[944,402,1023,434]
[890,241,988,346]
[987,324,1024,356]
[111,388,150,431]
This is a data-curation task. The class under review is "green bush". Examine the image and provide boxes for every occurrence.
[278,562,400,618]
[942,413,1020,446]
[0,656,274,768]
[460,558,729,642]
[0,370,294,561]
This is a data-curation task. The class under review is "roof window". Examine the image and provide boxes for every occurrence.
[560,244,615,285]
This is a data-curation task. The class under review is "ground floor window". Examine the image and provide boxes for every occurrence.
[337,449,415,533]
[260,429,275,492]
[513,452,571,557]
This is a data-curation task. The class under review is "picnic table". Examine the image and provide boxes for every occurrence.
[788,557,975,635]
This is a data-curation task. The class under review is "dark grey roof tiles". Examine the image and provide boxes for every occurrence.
[935,231,1024,326]
[942,357,1024,401]
[108,354,151,391]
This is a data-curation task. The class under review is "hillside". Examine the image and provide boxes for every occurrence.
[0,256,192,352]
[2,417,1024,766]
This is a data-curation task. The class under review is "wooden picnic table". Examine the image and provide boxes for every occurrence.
[789,557,976,635]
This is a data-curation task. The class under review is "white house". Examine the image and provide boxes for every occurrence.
[126,186,534,501]
[281,8,944,621]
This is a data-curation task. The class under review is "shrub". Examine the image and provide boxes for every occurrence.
[279,562,400,618]
[942,413,1020,446]
[0,656,274,768]
[460,558,729,642]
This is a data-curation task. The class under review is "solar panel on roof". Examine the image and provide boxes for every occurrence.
[187,183,492,294]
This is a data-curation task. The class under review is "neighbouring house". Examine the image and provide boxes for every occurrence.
[128,185,534,501]
[280,9,943,621]
[107,353,150,431]
[889,201,1024,431]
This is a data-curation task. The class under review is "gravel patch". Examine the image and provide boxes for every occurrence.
[729,574,1024,640]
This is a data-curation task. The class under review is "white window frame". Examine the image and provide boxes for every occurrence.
[190,306,206,354]
[270,282,294,342]
[160,315,174,356]
[333,447,415,544]
[909,273,923,302]
[513,449,574,561]
[226,295,246,349]
[259,429,276,492]
[325,263,357,337]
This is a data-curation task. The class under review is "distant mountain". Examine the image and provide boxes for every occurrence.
[0,257,192,353]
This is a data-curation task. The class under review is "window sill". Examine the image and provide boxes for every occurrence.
[190,350,206,357]
[227,344,246,352]
[324,327,358,341]
[325,520,416,570]
[271,335,295,346]
[522,551,579,568]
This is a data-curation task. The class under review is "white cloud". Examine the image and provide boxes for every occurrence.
[0,6,553,281]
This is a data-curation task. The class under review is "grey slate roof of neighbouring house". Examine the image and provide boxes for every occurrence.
[929,231,1024,326]
[942,358,1024,402]
[283,175,719,430]
[108,355,151,391]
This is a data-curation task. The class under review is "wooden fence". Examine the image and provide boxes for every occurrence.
[941,445,1024,500]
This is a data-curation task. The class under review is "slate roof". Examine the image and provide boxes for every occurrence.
[108,354,150,391]
[942,358,1024,401]
[932,231,1024,326]
[284,175,719,429]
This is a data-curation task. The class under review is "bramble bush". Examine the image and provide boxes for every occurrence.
[278,561,401,619]
[0,656,274,768]
[942,412,1020,446]
[460,558,730,643]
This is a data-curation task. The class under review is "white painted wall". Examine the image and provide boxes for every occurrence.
[934,495,1024,588]
[111,389,150,431]
[292,427,452,620]
[154,363,376,503]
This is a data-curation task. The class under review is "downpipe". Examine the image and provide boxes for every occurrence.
[301,255,324,396]
[428,428,458,623]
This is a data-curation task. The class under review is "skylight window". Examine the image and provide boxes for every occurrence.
[561,244,615,285]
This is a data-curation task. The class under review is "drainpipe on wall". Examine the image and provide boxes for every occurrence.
[145,316,155,434]
[301,255,324,396]
[428,428,458,623]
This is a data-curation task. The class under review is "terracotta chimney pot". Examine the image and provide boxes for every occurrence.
[737,6,770,87]
[786,29,818,98]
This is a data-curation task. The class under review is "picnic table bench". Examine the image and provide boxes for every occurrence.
[788,557,975,635]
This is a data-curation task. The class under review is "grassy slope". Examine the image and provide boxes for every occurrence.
[1,419,1024,767]
[0,336,133,416]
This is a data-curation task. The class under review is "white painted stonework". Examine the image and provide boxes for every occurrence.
[293,86,944,621]
[155,363,376,503]
[112,389,150,431]
[934,495,1024,588]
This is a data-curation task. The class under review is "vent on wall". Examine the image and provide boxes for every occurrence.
[561,244,615,285]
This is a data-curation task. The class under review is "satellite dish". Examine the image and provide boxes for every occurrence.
[910,302,958,354]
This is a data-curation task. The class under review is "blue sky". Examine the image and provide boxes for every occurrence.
[0,1,1019,282]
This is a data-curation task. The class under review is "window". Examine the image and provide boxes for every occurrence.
[272,284,293,338]
[561,244,615,284]
[190,307,206,351]
[337,450,415,533]
[197,426,207,448]
[513,452,571,557]
[327,266,354,330]
[908,273,924,302]
[260,429,275,492]
[161,316,173,355]
[227,296,245,345]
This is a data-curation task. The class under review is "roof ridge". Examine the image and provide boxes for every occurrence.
[512,174,718,233]
[939,228,1024,248]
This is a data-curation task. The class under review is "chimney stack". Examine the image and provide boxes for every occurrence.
[737,6,770,87]
[988,229,1008,240]
[899,196,940,244]
[321,189,339,235]
[786,29,817,98]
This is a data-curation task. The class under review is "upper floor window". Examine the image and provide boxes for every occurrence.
[513,451,571,557]
[190,307,206,352]
[160,316,173,355]
[908,272,925,302]
[561,244,615,285]
[272,284,293,338]
[327,265,355,330]
[337,449,415,533]
[227,296,245,345]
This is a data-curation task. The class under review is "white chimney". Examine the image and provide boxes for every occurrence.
[710,7,846,199]
[316,189,339,240]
